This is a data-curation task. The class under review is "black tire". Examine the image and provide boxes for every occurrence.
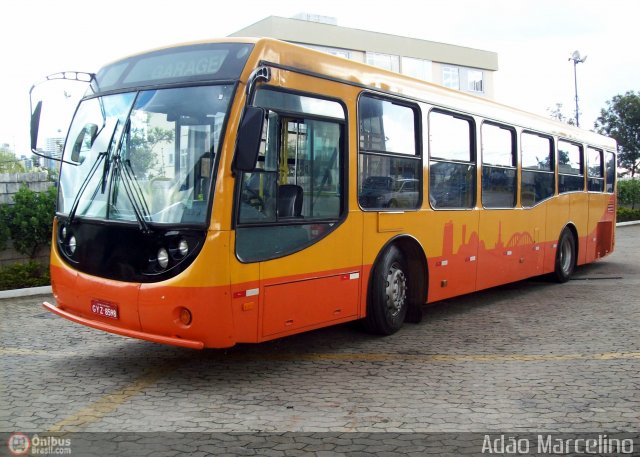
[552,229,576,283]
[364,245,408,335]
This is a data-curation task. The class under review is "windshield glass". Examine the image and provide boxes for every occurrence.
[59,84,234,225]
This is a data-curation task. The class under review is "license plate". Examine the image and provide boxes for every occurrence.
[90,300,119,320]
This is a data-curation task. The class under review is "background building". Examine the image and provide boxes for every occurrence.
[44,136,64,172]
[230,14,499,98]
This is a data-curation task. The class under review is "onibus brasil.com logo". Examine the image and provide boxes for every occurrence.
[8,433,72,455]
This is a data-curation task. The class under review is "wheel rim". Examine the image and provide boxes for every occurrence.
[385,262,407,317]
[560,237,573,274]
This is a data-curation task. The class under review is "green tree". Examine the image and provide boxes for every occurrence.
[46,167,59,183]
[127,125,174,178]
[617,179,640,210]
[0,186,57,258]
[547,103,576,125]
[595,91,640,178]
[0,150,26,173]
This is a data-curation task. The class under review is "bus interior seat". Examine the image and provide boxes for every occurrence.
[277,184,303,218]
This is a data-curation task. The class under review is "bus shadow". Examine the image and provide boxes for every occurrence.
[572,259,638,277]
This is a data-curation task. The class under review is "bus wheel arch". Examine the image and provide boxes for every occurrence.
[565,223,579,261]
[553,224,578,283]
[364,236,428,335]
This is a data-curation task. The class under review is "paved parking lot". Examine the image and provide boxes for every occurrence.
[1,227,638,449]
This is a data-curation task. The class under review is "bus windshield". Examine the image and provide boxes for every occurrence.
[59,84,234,225]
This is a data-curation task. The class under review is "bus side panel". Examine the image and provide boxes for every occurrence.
[525,204,547,277]
[570,193,589,266]
[425,210,479,303]
[586,193,615,263]
[476,207,544,290]
[261,273,360,337]
[602,193,616,256]
[228,231,261,344]
[255,219,363,341]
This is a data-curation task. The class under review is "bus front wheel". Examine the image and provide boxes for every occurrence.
[364,245,408,335]
[553,229,576,283]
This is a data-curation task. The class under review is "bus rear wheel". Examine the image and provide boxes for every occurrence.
[553,229,576,283]
[364,245,408,335]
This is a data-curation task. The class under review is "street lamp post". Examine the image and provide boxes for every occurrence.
[569,50,587,128]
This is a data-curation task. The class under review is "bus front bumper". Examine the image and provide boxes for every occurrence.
[42,301,205,350]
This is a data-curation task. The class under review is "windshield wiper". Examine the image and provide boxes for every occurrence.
[122,159,151,218]
[67,119,119,225]
[109,119,152,234]
[66,153,106,225]
[110,155,152,234]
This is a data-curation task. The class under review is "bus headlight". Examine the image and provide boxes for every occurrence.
[157,247,169,269]
[68,236,77,255]
[178,239,189,257]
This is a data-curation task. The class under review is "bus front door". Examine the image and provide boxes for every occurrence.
[232,111,363,342]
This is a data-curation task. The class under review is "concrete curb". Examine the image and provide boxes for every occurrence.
[0,285,52,300]
[616,220,640,227]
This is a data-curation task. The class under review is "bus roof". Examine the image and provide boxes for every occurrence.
[104,37,616,151]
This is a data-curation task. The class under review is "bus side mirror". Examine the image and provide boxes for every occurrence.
[30,101,43,152]
[232,106,265,173]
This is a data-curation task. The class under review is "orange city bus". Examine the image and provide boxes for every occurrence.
[31,38,617,349]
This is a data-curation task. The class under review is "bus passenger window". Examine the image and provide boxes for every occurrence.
[558,140,584,193]
[481,122,516,208]
[358,95,421,210]
[521,132,554,207]
[605,152,616,193]
[587,147,604,192]
[429,110,476,209]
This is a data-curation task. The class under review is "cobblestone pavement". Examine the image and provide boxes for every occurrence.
[1,227,638,444]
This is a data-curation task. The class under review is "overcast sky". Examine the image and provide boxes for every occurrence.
[2,0,638,154]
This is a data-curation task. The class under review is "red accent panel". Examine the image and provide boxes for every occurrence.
[596,221,614,258]
[231,280,261,344]
[51,265,143,332]
[138,283,235,348]
[262,273,359,337]
[42,301,204,349]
